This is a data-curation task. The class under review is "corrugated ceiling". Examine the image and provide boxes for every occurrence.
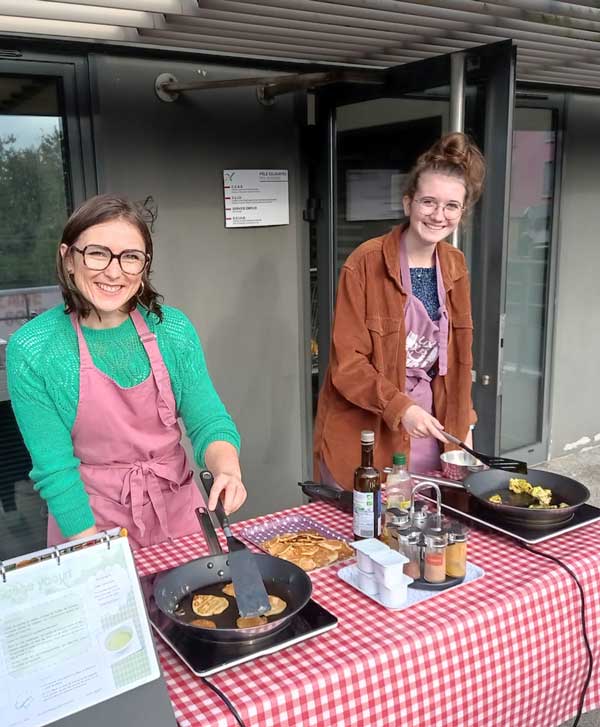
[1,1,600,89]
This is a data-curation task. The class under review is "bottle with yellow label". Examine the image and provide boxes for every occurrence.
[385,453,413,511]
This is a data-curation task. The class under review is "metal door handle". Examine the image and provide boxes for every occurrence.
[479,374,491,386]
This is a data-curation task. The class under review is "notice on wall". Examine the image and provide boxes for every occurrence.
[223,169,289,228]
[346,169,406,222]
[0,535,160,727]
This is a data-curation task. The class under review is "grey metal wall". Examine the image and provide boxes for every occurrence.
[550,93,600,457]
[91,54,310,519]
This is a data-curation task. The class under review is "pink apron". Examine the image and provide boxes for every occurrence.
[399,236,449,474]
[47,309,205,549]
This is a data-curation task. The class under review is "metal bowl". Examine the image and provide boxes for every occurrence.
[440,450,487,481]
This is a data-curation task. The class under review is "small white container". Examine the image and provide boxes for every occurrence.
[356,567,379,595]
[370,550,409,589]
[350,538,388,574]
[378,575,413,608]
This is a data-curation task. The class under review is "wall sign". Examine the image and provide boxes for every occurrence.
[346,169,406,222]
[223,169,289,228]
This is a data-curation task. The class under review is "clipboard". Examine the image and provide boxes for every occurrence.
[0,530,178,727]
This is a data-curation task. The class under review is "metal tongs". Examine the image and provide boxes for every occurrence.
[443,431,528,475]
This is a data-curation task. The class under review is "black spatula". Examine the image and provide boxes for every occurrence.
[199,470,270,618]
[443,432,528,475]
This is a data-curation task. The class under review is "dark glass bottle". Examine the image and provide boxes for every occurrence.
[353,430,381,540]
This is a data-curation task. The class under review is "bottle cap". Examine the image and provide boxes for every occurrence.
[360,430,375,444]
[392,452,406,466]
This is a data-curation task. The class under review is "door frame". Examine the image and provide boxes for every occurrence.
[0,53,97,401]
[499,88,565,463]
[313,40,516,456]
[0,53,97,206]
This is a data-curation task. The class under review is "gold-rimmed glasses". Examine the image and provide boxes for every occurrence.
[413,197,465,220]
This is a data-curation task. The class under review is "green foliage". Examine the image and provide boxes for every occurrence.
[0,127,69,289]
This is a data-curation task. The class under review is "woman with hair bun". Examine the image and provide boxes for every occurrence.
[7,194,246,547]
[314,132,486,488]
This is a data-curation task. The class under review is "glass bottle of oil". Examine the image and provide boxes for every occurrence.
[353,430,381,540]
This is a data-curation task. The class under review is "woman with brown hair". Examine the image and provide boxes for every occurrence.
[7,194,246,547]
[313,132,486,489]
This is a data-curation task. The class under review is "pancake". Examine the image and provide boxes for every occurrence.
[192,594,229,617]
[222,582,236,597]
[190,618,216,629]
[265,595,287,616]
[236,615,267,629]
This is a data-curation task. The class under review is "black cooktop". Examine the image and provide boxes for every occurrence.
[140,572,338,677]
[412,475,600,543]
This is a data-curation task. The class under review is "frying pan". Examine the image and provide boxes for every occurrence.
[463,468,590,529]
[153,506,313,643]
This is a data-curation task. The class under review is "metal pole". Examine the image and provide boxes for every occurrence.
[450,51,465,249]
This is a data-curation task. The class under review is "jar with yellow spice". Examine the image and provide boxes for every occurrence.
[446,526,469,578]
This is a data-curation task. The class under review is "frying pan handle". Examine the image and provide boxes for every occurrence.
[198,469,230,531]
[195,507,223,555]
[299,481,342,502]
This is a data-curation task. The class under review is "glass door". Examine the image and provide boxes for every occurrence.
[312,41,515,456]
[0,57,95,559]
[499,96,562,463]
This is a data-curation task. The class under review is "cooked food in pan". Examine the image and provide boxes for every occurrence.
[265,595,287,616]
[260,530,353,571]
[192,594,229,617]
[222,582,236,597]
[487,478,569,509]
[508,478,534,495]
[191,618,217,629]
[236,615,268,628]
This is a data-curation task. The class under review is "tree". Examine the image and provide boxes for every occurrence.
[0,127,69,289]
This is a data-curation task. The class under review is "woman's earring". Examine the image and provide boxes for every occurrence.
[138,280,145,298]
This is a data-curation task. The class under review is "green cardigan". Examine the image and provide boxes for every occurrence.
[6,304,240,537]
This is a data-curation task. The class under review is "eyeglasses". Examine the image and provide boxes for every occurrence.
[413,197,465,220]
[71,245,149,275]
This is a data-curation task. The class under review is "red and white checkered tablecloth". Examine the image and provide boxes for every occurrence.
[134,502,600,727]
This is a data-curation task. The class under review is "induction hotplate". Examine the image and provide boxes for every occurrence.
[412,474,600,544]
[140,572,338,677]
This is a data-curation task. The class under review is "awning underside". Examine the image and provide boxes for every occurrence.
[3,1,600,89]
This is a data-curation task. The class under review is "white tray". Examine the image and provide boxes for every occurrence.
[338,561,485,611]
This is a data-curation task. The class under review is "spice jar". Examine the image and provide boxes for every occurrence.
[398,528,422,580]
[411,502,429,531]
[423,531,448,584]
[385,509,410,550]
[446,526,468,578]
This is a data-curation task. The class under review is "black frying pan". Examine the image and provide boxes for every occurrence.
[153,498,312,643]
[463,468,590,529]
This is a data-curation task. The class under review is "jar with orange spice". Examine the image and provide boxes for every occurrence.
[423,531,448,584]
[446,526,468,578]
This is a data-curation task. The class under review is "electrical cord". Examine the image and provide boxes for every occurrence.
[201,676,248,727]
[520,542,593,727]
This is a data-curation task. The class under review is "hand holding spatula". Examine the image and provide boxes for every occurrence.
[199,469,270,618]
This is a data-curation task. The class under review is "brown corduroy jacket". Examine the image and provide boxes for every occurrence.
[313,225,476,491]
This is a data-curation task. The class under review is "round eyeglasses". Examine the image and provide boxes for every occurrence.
[71,245,149,275]
[414,197,465,220]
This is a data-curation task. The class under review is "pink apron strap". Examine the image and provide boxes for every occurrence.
[434,246,449,377]
[129,308,177,427]
[399,238,413,296]
[70,313,95,370]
